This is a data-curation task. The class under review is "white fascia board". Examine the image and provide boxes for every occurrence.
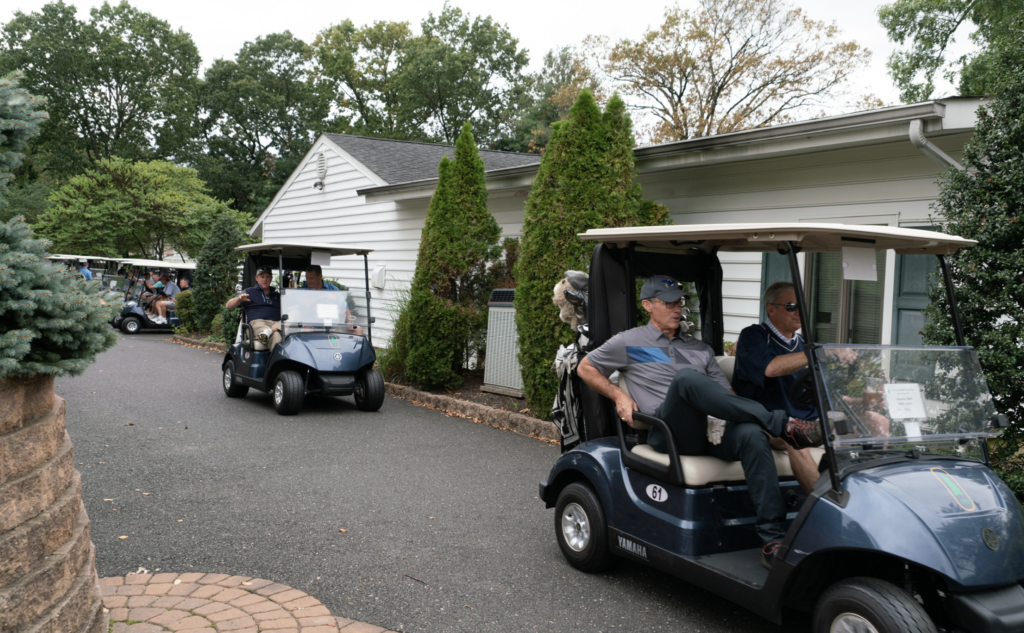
[935,97,987,132]
[359,168,537,203]
[248,134,389,237]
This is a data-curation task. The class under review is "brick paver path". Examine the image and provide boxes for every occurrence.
[99,573,395,633]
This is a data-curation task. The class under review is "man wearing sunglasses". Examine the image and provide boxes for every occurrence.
[577,275,824,569]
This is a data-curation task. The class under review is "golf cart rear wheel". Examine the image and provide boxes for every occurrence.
[273,370,304,415]
[354,368,385,411]
[814,577,937,633]
[222,362,249,398]
[555,482,612,573]
[120,316,141,334]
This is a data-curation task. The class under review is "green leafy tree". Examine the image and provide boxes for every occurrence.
[0,72,46,208]
[0,1,201,176]
[312,19,425,140]
[515,90,669,417]
[36,157,244,259]
[191,32,333,217]
[401,122,501,389]
[922,20,1024,485]
[878,0,1021,102]
[192,214,246,330]
[397,3,530,145]
[0,217,118,379]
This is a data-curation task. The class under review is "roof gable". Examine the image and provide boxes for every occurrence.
[324,133,540,185]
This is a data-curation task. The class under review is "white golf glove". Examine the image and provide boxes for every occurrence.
[707,416,726,445]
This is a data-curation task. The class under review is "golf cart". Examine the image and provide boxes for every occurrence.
[112,258,195,334]
[47,254,123,283]
[539,223,1024,632]
[220,242,385,415]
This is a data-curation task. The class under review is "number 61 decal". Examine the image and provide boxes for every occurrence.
[646,484,668,502]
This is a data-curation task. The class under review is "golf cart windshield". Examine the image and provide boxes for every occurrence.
[280,288,368,336]
[817,345,1000,452]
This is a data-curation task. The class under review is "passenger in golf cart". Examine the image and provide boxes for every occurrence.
[541,223,1024,633]
[220,242,384,416]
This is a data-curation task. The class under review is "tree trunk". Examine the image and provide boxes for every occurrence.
[0,375,107,633]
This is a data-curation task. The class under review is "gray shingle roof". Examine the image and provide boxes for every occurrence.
[325,134,541,186]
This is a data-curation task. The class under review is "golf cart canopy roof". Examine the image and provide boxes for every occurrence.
[579,223,976,256]
[47,254,121,263]
[235,242,373,258]
[118,258,197,270]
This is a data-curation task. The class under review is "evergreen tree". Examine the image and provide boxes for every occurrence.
[193,214,246,330]
[0,217,118,379]
[514,91,668,417]
[923,21,1024,483]
[403,121,501,389]
[0,72,47,207]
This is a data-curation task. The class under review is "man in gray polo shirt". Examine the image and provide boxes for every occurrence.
[576,275,822,567]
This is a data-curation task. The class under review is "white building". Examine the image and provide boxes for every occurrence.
[250,97,983,347]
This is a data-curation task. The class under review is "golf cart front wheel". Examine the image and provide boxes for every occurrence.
[354,368,385,411]
[222,362,249,398]
[814,577,936,633]
[120,316,141,334]
[554,482,612,573]
[273,370,304,415]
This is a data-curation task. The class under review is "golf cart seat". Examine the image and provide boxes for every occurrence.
[619,358,822,486]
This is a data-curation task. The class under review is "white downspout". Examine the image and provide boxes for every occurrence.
[909,119,964,170]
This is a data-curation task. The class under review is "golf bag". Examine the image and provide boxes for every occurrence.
[551,271,590,452]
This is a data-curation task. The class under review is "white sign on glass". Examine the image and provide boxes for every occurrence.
[841,246,877,281]
[883,383,927,420]
[310,250,332,267]
[317,304,339,320]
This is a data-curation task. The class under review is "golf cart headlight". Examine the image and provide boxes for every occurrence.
[125,301,137,307]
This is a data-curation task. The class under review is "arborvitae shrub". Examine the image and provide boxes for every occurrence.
[193,214,245,329]
[171,289,198,333]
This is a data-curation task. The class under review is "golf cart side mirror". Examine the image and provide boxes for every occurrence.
[991,413,1010,429]
[369,316,375,324]
[280,314,288,322]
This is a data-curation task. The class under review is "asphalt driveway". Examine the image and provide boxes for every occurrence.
[61,334,792,632]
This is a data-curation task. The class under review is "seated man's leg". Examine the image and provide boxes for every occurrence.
[655,368,789,442]
[268,321,282,352]
[769,436,819,494]
[709,422,787,545]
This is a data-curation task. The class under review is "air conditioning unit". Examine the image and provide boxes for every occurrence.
[482,289,524,398]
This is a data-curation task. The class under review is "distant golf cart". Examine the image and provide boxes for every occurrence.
[112,258,195,334]
[220,242,384,415]
[539,223,1024,633]
[47,254,122,284]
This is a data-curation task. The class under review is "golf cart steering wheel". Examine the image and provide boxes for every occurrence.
[788,369,818,407]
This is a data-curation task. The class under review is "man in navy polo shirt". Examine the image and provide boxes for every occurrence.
[576,275,824,568]
[225,266,282,351]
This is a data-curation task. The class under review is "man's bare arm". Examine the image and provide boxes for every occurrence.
[577,356,638,425]
[765,351,808,378]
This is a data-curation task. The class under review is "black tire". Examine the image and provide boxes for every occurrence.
[354,368,385,412]
[272,370,304,415]
[120,316,141,334]
[554,482,612,572]
[814,577,937,633]
[222,362,249,398]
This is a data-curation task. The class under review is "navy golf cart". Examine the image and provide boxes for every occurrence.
[112,258,195,334]
[539,223,1024,632]
[220,242,385,416]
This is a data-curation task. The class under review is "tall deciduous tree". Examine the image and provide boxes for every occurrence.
[397,3,530,145]
[402,122,501,389]
[922,20,1024,480]
[37,157,245,260]
[191,31,332,217]
[587,0,872,143]
[878,0,1019,103]
[515,91,669,417]
[0,1,201,176]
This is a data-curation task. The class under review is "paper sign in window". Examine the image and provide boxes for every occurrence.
[317,304,339,320]
[841,246,877,281]
[883,383,927,420]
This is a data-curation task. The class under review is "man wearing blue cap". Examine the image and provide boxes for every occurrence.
[576,274,823,569]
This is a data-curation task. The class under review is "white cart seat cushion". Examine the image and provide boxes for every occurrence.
[714,355,736,383]
[631,444,825,486]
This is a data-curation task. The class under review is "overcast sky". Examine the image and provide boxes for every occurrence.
[5,0,979,110]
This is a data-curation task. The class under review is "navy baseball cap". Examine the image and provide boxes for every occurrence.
[640,275,686,302]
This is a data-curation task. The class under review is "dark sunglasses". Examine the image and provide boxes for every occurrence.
[769,302,799,312]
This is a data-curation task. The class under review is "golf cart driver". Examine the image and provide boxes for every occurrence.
[577,274,822,568]
[221,242,385,416]
[539,223,1024,633]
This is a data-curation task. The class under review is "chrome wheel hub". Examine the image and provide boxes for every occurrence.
[831,613,878,633]
[224,369,232,390]
[561,503,590,552]
[274,381,284,405]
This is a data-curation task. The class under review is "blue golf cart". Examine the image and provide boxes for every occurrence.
[220,242,384,416]
[112,258,195,334]
[539,223,1024,632]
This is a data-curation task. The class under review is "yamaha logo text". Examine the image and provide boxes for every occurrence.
[617,536,648,560]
